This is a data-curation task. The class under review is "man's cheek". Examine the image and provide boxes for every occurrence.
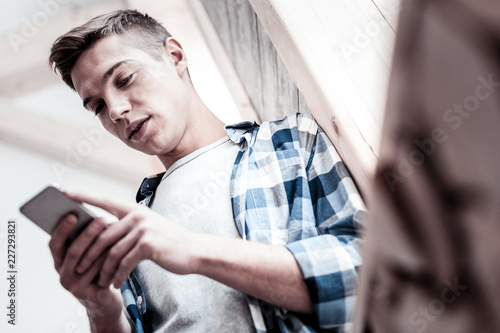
[100,122,120,139]
[140,64,169,93]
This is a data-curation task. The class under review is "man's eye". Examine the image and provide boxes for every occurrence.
[118,73,134,88]
[94,101,105,116]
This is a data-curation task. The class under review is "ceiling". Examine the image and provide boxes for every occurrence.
[0,0,246,185]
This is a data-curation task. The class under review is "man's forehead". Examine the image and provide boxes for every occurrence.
[71,36,143,92]
[73,36,130,72]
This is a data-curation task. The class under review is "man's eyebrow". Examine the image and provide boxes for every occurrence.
[102,59,131,84]
[82,60,132,109]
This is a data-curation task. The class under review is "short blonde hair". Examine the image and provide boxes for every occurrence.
[49,9,171,90]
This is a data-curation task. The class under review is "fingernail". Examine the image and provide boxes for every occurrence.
[66,215,76,225]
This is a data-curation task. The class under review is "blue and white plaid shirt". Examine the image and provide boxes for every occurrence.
[122,113,366,333]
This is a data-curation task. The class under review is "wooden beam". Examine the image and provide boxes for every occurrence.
[372,0,403,32]
[187,0,260,122]
[248,0,399,195]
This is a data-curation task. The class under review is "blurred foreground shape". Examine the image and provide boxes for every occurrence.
[355,1,500,332]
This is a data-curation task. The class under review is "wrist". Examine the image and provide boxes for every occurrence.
[187,232,211,275]
[87,309,131,333]
[189,233,243,277]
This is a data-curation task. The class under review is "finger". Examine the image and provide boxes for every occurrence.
[65,189,137,219]
[111,241,149,289]
[59,250,107,294]
[76,217,134,274]
[68,218,108,274]
[49,214,77,270]
[60,220,107,282]
[97,230,141,287]
[78,252,108,287]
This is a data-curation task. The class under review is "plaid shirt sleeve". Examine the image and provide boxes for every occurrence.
[227,113,366,332]
[285,116,365,330]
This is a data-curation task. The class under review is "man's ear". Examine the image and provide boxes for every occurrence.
[164,37,188,77]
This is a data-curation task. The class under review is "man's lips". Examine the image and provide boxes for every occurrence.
[125,116,151,140]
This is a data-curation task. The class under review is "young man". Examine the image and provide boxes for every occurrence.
[48,10,365,333]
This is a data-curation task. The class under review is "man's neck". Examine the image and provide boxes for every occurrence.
[157,109,227,170]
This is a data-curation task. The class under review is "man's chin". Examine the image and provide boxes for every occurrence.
[128,143,164,157]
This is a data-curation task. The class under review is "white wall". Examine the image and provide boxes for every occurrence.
[0,141,138,333]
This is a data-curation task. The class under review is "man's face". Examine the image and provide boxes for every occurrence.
[71,34,190,157]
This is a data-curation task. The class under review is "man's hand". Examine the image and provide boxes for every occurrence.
[67,191,199,289]
[49,214,130,332]
[58,190,312,317]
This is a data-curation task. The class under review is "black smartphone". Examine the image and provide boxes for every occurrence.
[19,185,95,245]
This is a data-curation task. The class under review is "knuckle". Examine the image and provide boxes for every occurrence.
[94,233,109,248]
[83,220,104,238]
[128,211,142,223]
[59,276,71,290]
[137,240,153,256]
[67,285,78,295]
[66,247,80,259]
[92,218,107,230]
[108,247,120,261]
[52,258,61,270]
[136,224,148,236]
[78,258,90,270]
[132,209,148,221]
[114,265,128,280]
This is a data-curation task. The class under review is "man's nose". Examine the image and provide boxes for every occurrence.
[108,98,131,123]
